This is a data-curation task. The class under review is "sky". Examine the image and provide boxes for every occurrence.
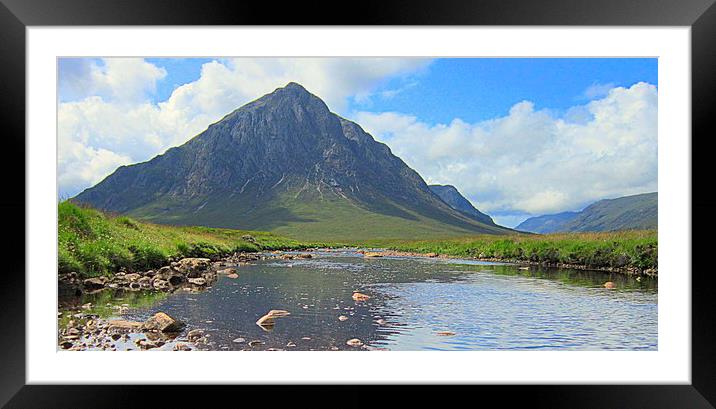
[58,57,657,227]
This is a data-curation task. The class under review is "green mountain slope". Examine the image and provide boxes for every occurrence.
[516,192,657,233]
[74,82,513,240]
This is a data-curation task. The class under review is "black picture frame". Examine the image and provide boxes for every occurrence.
[1,0,713,407]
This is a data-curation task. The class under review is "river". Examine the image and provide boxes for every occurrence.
[58,249,658,351]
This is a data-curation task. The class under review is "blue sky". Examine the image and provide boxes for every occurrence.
[58,57,658,227]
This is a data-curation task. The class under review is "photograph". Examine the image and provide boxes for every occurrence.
[56,57,659,352]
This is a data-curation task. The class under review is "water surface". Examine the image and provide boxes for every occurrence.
[62,249,658,351]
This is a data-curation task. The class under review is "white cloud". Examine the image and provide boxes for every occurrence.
[58,57,432,197]
[353,82,658,217]
[583,82,615,99]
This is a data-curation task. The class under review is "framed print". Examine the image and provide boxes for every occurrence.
[2,0,715,407]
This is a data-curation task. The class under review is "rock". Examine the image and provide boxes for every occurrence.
[425,252,438,258]
[124,273,141,282]
[375,319,387,325]
[67,327,81,336]
[107,320,144,330]
[286,341,296,347]
[248,340,263,347]
[143,312,185,333]
[604,281,617,289]
[188,277,207,286]
[338,315,348,321]
[352,292,371,301]
[83,277,106,290]
[59,341,73,349]
[436,331,456,336]
[363,252,382,258]
[346,338,363,347]
[137,276,152,288]
[227,273,239,279]
[174,258,212,278]
[636,276,642,282]
[296,253,313,259]
[518,266,530,270]
[187,329,205,341]
[143,270,156,277]
[256,310,291,329]
[217,268,235,275]
[232,337,246,343]
[173,343,192,351]
[281,254,295,260]
[111,333,121,341]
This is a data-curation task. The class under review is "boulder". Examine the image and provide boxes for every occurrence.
[107,320,144,331]
[604,281,617,289]
[352,292,371,301]
[137,276,152,289]
[174,258,211,278]
[143,312,185,333]
[425,252,438,258]
[363,252,382,258]
[83,277,106,290]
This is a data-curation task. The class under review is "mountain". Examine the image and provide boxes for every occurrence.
[74,82,513,240]
[514,211,579,234]
[429,185,495,225]
[515,192,657,234]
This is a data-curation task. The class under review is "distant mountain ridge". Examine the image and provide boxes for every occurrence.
[429,185,495,225]
[515,192,657,234]
[74,82,513,240]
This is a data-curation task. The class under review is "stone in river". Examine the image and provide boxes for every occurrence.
[346,338,363,347]
[187,329,204,341]
[188,277,207,286]
[256,310,291,329]
[363,252,382,258]
[436,331,456,336]
[173,343,192,351]
[352,292,370,301]
[604,281,616,289]
[143,312,185,333]
[232,337,246,343]
[338,315,348,321]
[227,273,239,279]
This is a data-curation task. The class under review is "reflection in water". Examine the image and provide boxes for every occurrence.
[59,250,657,350]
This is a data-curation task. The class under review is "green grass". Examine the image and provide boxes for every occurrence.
[358,230,658,272]
[58,201,323,277]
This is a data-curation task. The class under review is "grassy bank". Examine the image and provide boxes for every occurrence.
[59,201,321,277]
[358,230,658,273]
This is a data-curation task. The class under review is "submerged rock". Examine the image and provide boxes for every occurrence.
[436,331,456,336]
[256,310,291,330]
[352,292,371,301]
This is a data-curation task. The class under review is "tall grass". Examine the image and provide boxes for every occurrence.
[58,201,320,277]
[360,230,658,272]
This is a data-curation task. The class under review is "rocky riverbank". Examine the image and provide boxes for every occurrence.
[356,249,658,276]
